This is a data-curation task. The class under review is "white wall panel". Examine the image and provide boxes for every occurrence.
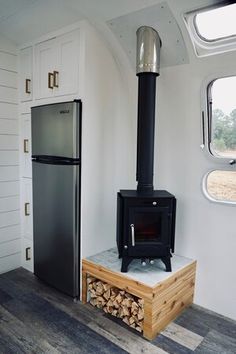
[0,166,19,181]
[0,135,19,150]
[0,102,17,119]
[0,151,19,165]
[0,224,20,243]
[0,119,18,134]
[0,253,21,274]
[0,51,17,72]
[0,182,19,198]
[0,38,19,274]
[0,211,20,228]
[0,239,21,258]
[0,69,17,88]
[0,86,17,103]
[0,196,19,213]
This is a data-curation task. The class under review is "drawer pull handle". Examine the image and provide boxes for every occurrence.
[25,79,31,94]
[130,224,135,247]
[24,202,30,216]
[53,70,59,88]
[23,139,29,153]
[48,72,54,89]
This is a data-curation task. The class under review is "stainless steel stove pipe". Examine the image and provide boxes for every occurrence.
[136,26,161,75]
[136,26,161,194]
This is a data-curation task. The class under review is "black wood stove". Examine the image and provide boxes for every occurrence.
[116,26,176,272]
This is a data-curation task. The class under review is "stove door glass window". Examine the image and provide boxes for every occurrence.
[130,207,169,244]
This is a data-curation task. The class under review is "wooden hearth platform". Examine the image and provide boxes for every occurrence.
[82,248,196,340]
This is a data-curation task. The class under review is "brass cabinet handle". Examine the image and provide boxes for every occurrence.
[53,71,59,88]
[25,247,31,260]
[48,72,54,89]
[23,139,29,153]
[24,202,30,216]
[25,79,31,94]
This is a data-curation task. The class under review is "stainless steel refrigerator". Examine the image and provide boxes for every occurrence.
[31,100,82,298]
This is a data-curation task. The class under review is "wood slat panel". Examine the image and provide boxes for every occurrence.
[0,224,20,243]
[0,210,20,228]
[83,260,153,300]
[0,166,19,181]
[153,262,197,295]
[0,181,19,197]
[0,196,19,213]
[0,119,18,134]
[0,135,19,150]
[152,292,194,337]
[0,253,21,274]
[0,51,17,72]
[0,239,21,258]
[0,69,17,88]
[0,151,19,165]
[0,102,17,119]
[0,86,17,104]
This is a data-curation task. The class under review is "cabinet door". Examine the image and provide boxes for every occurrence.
[35,38,57,99]
[21,178,33,241]
[19,47,33,102]
[54,29,80,97]
[21,114,32,178]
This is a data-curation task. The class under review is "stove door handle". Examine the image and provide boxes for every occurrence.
[130,224,135,246]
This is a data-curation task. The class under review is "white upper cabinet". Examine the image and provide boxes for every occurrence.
[35,29,80,99]
[19,47,33,102]
[54,30,80,97]
[35,38,57,99]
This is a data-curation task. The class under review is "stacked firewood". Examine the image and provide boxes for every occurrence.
[88,277,144,332]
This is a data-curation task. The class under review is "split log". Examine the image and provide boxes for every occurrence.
[88,277,144,333]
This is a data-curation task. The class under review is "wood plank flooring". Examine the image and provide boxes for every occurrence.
[0,268,235,354]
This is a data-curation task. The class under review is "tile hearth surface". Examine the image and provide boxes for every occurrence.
[87,248,194,287]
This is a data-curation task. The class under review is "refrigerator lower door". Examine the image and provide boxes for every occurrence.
[32,161,80,297]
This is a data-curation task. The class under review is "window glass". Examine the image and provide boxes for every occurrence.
[210,76,236,159]
[206,170,236,202]
[195,3,236,41]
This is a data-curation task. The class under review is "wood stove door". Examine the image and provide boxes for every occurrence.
[127,206,170,257]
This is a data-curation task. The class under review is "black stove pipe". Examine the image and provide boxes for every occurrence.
[136,26,161,194]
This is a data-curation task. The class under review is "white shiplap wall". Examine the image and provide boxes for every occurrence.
[0,37,21,273]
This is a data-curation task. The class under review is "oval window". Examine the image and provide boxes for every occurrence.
[206,170,236,203]
[195,3,236,42]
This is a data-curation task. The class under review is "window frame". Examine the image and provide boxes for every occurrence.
[193,3,236,43]
[184,2,236,57]
[202,169,236,206]
[201,72,236,205]
[201,73,236,165]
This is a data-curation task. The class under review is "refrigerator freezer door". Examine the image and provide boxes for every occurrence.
[31,101,81,159]
[32,161,80,297]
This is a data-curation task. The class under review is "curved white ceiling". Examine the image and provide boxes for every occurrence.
[0,0,223,67]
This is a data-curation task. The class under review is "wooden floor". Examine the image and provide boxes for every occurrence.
[0,268,235,354]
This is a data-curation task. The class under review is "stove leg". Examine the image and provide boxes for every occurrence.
[161,256,172,272]
[121,257,132,272]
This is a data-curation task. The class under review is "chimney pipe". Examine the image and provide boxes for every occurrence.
[136,26,161,194]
